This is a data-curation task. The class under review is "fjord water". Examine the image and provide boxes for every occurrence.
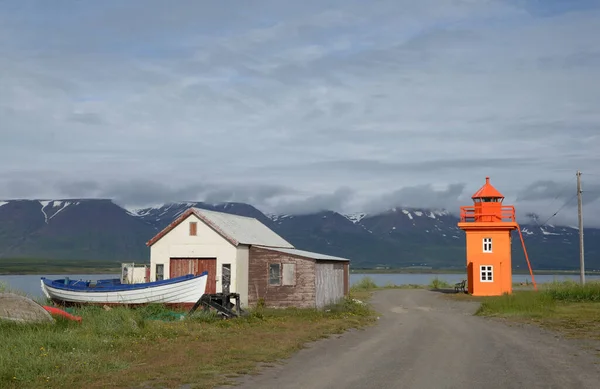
[2,273,599,299]
[0,274,119,299]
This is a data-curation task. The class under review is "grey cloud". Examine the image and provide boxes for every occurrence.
[202,184,295,206]
[262,157,540,175]
[271,187,355,215]
[70,180,208,207]
[1,180,45,198]
[516,179,600,205]
[363,183,467,214]
[1,0,600,227]
[56,180,101,198]
[68,112,106,125]
[51,179,295,210]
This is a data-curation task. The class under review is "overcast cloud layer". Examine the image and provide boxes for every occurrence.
[1,0,600,226]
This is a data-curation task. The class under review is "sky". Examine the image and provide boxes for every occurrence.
[1,0,600,226]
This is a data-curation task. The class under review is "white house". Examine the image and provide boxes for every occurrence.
[146,208,350,309]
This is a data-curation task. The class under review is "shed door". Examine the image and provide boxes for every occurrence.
[169,258,217,294]
[315,262,345,308]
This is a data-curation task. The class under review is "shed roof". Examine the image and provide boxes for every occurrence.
[255,246,350,262]
[146,208,294,248]
[471,176,504,199]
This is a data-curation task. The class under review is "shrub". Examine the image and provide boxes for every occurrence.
[428,277,451,289]
[351,276,378,290]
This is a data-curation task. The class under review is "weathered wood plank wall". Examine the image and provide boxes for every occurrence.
[248,247,316,308]
[315,262,345,308]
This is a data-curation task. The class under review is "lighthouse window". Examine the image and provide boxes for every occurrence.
[483,237,492,252]
[480,265,493,282]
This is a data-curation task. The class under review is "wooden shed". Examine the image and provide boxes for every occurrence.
[248,246,350,309]
[146,207,350,309]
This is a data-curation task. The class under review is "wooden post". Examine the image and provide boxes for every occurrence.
[576,171,585,285]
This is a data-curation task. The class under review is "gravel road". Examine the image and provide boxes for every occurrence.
[225,289,600,389]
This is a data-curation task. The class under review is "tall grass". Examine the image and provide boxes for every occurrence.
[351,276,378,290]
[0,298,374,388]
[0,304,190,386]
[475,291,556,317]
[428,277,451,289]
[476,281,600,317]
[543,280,600,302]
[349,276,425,292]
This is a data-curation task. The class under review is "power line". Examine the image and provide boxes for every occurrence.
[544,178,575,211]
[536,193,578,227]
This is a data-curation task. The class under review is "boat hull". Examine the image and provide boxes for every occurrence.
[40,272,208,307]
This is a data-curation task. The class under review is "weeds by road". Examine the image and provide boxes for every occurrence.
[475,281,600,341]
[0,298,375,389]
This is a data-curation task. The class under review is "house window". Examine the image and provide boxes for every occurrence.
[189,222,197,236]
[156,264,164,281]
[282,263,296,286]
[269,263,281,285]
[480,265,493,282]
[483,237,492,253]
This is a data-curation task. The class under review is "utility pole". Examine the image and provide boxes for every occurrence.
[576,170,585,284]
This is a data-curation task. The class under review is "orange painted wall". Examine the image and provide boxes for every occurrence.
[460,225,515,296]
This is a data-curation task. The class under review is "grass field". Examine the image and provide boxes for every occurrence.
[0,258,122,275]
[473,281,600,341]
[0,294,376,389]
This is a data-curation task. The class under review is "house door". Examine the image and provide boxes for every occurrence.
[169,258,217,294]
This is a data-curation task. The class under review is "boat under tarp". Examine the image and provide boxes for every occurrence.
[40,272,208,307]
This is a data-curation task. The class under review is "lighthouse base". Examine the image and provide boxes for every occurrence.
[467,261,512,296]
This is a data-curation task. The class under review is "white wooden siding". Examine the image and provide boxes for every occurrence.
[315,262,345,308]
[149,214,244,303]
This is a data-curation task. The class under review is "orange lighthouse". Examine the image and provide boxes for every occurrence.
[457,177,519,296]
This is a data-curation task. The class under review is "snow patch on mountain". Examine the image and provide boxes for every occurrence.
[402,209,413,220]
[266,213,292,222]
[0,201,8,208]
[344,212,367,224]
[127,202,196,217]
[39,200,51,223]
[48,201,72,220]
[521,227,534,235]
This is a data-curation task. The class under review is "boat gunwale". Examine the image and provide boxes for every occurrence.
[40,271,208,293]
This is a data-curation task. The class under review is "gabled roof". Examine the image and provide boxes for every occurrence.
[254,246,350,262]
[471,176,504,199]
[146,208,294,248]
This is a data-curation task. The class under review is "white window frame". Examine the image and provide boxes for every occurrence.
[483,237,492,253]
[480,265,493,282]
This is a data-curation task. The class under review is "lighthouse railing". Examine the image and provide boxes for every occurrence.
[460,205,516,222]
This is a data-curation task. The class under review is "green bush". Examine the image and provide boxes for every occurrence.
[351,276,378,290]
[428,277,451,289]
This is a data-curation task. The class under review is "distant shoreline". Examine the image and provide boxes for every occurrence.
[0,258,596,276]
[0,258,122,276]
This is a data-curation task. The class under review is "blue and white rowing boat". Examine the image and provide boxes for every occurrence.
[40,272,208,307]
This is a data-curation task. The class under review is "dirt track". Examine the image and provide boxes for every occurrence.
[225,289,600,389]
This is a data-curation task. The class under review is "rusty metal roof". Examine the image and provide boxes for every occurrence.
[255,246,350,262]
[146,207,294,248]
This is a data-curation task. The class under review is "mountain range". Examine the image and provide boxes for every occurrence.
[0,199,597,270]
